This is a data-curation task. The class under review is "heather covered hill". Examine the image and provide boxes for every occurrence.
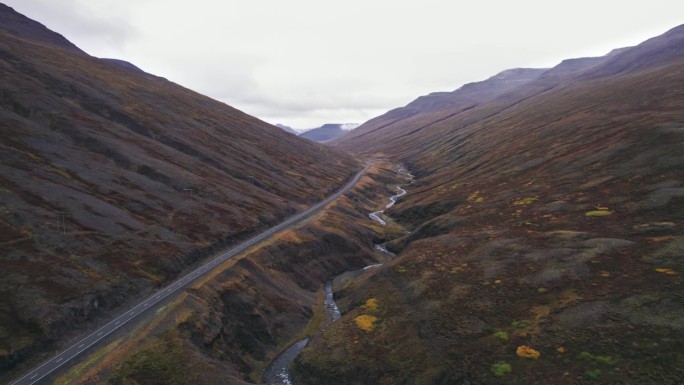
[298,26,684,384]
[0,4,359,377]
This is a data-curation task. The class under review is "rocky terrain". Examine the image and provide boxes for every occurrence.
[294,25,684,384]
[0,4,360,380]
[52,162,407,385]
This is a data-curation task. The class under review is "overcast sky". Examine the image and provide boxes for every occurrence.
[4,0,684,129]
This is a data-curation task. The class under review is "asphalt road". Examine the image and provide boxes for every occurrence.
[11,164,369,385]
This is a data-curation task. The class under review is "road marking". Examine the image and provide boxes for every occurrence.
[115,321,120,325]
[30,374,37,379]
[98,331,103,336]
[78,344,84,348]
[56,357,63,363]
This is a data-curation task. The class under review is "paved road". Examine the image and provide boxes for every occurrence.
[11,164,370,385]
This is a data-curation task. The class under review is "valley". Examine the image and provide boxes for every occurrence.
[1,3,683,385]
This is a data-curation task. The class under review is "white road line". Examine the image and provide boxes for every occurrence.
[115,321,120,325]
[30,374,37,379]
[98,332,103,336]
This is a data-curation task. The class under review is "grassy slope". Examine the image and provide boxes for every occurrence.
[0,8,359,379]
[293,27,684,384]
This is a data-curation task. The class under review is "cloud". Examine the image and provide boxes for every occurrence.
[5,0,684,130]
[5,0,138,57]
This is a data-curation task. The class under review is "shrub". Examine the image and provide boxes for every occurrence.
[490,362,512,377]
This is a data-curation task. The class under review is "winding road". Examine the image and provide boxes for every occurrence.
[11,164,370,385]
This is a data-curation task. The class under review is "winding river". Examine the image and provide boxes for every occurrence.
[262,166,412,385]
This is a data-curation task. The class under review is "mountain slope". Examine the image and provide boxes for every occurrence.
[0,4,359,377]
[297,25,684,384]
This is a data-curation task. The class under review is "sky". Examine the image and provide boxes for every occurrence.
[4,1,684,130]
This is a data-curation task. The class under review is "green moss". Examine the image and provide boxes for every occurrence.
[490,362,512,377]
[584,369,602,379]
[511,320,528,329]
[585,210,612,217]
[493,331,508,341]
[594,355,615,366]
[578,351,614,366]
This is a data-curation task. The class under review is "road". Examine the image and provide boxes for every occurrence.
[11,164,370,385]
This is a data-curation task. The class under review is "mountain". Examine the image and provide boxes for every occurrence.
[300,123,359,142]
[0,4,360,378]
[294,25,684,384]
[275,123,298,134]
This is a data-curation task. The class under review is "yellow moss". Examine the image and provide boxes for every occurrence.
[354,315,378,332]
[513,196,539,206]
[557,346,567,353]
[363,298,379,312]
[47,166,71,179]
[494,279,502,285]
[655,267,678,275]
[585,210,612,217]
[467,191,483,203]
[516,345,540,359]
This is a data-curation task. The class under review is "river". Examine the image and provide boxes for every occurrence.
[262,166,412,385]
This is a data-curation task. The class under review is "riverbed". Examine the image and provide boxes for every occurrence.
[262,166,412,385]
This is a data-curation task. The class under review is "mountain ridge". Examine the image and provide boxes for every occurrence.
[0,5,360,379]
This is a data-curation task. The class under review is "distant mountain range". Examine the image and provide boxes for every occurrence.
[275,123,298,134]
[298,123,360,142]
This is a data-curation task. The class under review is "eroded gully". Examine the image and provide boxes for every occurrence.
[262,166,413,385]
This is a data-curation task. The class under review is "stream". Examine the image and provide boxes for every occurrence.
[262,166,412,385]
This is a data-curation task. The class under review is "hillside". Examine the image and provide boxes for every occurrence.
[296,25,684,384]
[0,4,360,378]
